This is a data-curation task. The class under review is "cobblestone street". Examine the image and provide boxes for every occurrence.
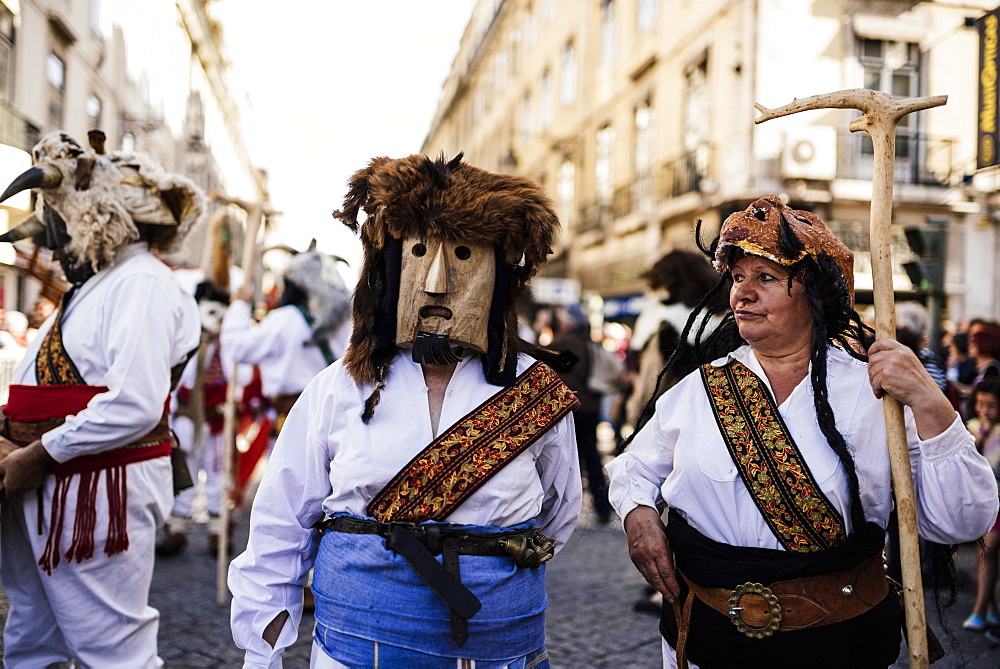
[1,495,999,666]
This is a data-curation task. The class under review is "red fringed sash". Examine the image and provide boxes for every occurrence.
[368,362,579,523]
[6,300,174,574]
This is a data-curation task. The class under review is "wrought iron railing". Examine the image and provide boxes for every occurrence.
[0,100,40,153]
[837,130,957,186]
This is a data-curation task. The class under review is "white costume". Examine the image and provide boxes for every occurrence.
[607,344,1000,668]
[229,351,581,667]
[0,243,200,667]
[221,300,350,399]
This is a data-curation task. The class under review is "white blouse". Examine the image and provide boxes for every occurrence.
[607,344,999,549]
[220,301,350,398]
[229,352,582,667]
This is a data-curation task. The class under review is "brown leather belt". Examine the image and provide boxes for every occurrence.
[316,515,542,559]
[2,412,172,446]
[680,554,888,637]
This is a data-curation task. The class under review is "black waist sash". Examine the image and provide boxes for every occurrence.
[661,511,901,668]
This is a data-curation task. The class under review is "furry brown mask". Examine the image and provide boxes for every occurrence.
[333,153,559,403]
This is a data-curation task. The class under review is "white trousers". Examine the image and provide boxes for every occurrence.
[0,457,173,668]
[170,414,224,518]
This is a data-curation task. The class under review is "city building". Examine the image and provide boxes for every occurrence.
[0,0,267,317]
[423,0,1000,332]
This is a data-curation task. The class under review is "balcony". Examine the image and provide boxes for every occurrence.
[836,130,957,186]
[654,144,713,203]
[0,101,41,153]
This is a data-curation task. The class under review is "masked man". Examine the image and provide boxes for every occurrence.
[0,130,203,666]
[229,154,582,667]
[221,246,352,432]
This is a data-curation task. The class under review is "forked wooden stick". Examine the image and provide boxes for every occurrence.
[755,88,947,669]
[209,189,269,605]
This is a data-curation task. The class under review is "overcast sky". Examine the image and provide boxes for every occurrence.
[215,1,478,275]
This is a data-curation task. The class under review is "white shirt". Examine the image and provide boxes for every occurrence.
[229,352,582,667]
[220,301,350,398]
[15,244,200,462]
[607,344,999,548]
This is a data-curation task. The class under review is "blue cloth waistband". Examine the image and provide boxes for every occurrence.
[311,515,547,661]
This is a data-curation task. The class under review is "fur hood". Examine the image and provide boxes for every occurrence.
[333,153,559,394]
[8,131,205,274]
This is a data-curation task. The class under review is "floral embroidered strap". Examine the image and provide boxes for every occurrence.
[368,361,579,523]
[701,360,847,552]
[36,294,85,386]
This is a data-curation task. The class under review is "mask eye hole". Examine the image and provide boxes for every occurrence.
[454,246,471,260]
[411,243,426,257]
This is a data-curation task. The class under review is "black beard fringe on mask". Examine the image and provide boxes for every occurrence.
[412,332,461,365]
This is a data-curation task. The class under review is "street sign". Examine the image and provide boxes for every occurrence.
[530,277,581,305]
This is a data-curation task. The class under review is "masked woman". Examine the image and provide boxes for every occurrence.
[606,196,999,668]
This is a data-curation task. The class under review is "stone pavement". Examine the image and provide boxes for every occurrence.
[1,505,999,667]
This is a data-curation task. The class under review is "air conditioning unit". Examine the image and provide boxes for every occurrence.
[782,125,837,181]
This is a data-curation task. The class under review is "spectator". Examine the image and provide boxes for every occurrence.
[962,379,1000,633]
[895,301,947,391]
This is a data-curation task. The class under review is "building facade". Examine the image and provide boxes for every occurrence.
[423,0,1000,329]
[0,0,266,316]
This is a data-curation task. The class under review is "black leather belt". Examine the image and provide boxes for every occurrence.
[315,516,554,647]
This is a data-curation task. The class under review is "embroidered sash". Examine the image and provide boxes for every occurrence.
[700,360,846,552]
[368,361,579,523]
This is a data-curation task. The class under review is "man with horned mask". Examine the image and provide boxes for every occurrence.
[229,154,582,667]
[0,130,203,666]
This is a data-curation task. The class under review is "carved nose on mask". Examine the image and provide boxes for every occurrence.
[424,243,449,295]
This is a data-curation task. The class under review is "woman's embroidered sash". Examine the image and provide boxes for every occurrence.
[368,361,579,523]
[700,360,846,552]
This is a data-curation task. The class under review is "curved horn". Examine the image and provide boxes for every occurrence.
[0,165,62,203]
[0,213,44,243]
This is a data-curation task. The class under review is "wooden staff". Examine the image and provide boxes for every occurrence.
[755,88,946,668]
[209,189,268,605]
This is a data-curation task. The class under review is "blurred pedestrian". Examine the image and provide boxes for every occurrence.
[895,301,947,391]
[550,303,617,525]
[963,379,1000,632]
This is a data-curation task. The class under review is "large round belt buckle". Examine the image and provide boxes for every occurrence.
[727,582,782,638]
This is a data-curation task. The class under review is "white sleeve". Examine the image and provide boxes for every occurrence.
[228,374,334,666]
[221,301,284,365]
[43,274,195,460]
[909,411,1000,543]
[605,387,678,524]
[532,412,582,551]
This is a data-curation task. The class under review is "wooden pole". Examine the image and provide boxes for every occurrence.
[209,190,266,606]
[755,88,946,668]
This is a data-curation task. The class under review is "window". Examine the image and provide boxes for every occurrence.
[90,0,103,36]
[495,51,508,94]
[539,69,553,130]
[0,4,13,100]
[600,1,617,67]
[86,95,102,129]
[858,39,920,161]
[638,0,659,32]
[596,124,615,206]
[521,91,533,142]
[542,0,555,24]
[557,159,576,225]
[121,132,135,154]
[634,101,654,203]
[47,54,66,127]
[560,42,577,106]
[524,6,537,49]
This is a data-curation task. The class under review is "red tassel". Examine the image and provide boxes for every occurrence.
[38,475,72,575]
[63,471,99,563]
[104,465,129,556]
